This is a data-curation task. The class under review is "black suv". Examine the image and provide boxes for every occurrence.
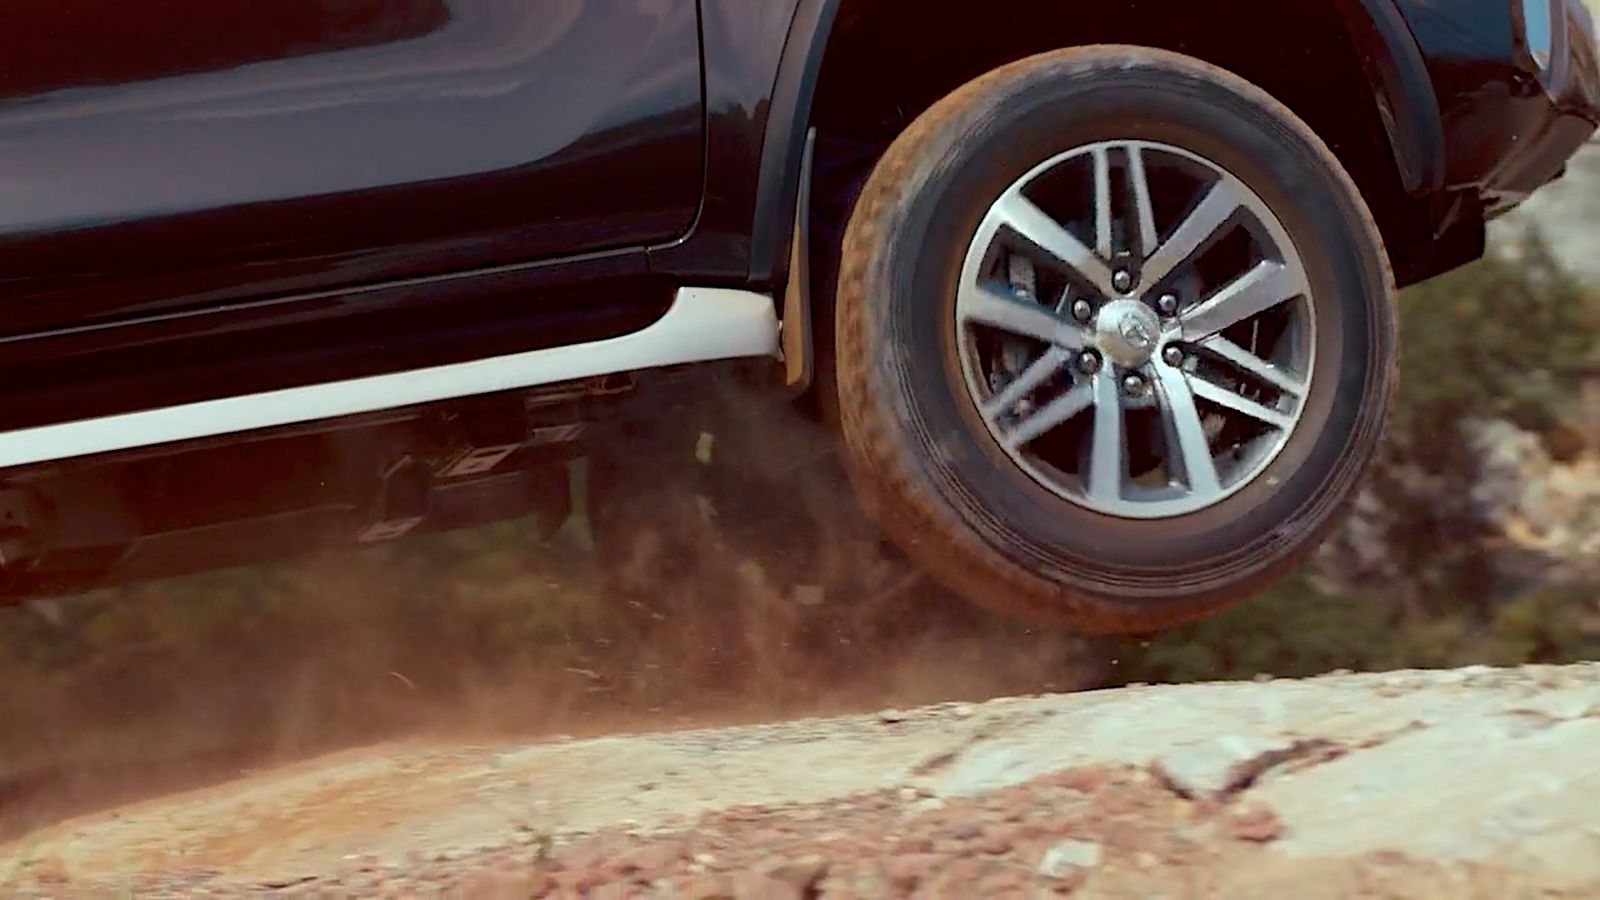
[0,1,1595,631]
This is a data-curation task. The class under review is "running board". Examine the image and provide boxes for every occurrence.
[0,287,780,471]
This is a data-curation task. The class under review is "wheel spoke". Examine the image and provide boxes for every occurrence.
[1093,147,1113,259]
[1201,335,1306,397]
[1086,369,1124,503]
[982,346,1074,419]
[1141,180,1242,285]
[1180,260,1305,340]
[957,138,1316,518]
[994,191,1116,296]
[1190,377,1294,430]
[1127,146,1159,258]
[959,281,1081,345]
[1002,380,1093,450]
[1151,364,1221,496]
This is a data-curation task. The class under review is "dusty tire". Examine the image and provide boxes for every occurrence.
[833,46,1397,633]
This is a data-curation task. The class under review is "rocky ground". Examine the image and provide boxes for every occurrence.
[3,664,1599,898]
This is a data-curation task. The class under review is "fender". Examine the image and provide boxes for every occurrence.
[747,0,842,286]
[1334,0,1448,195]
[742,0,1445,286]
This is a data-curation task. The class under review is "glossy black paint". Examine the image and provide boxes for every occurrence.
[647,1,804,281]
[0,0,703,336]
[746,0,842,286]
[0,249,666,433]
[1344,0,1448,194]
[1395,0,1600,202]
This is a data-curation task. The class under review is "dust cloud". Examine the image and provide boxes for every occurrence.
[0,374,1109,843]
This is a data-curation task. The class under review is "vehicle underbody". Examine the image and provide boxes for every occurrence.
[0,372,630,599]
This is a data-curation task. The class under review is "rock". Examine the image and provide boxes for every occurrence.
[1043,766,1111,793]
[877,708,909,724]
[1366,849,1411,867]
[1478,804,1553,841]
[1038,839,1103,879]
[977,826,1014,855]
[928,857,985,895]
[1044,865,1091,893]
[552,865,606,893]
[678,873,733,899]
[760,854,829,892]
[1151,734,1299,800]
[950,821,984,841]
[259,875,320,890]
[1222,802,1285,843]
[977,869,1029,895]
[1467,418,1550,524]
[885,853,944,891]
[613,839,690,878]
[1104,820,1162,854]
[733,872,807,899]
[457,869,536,900]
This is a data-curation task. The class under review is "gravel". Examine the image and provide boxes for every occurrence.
[4,664,1599,897]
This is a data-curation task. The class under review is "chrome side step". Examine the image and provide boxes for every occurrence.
[0,287,780,470]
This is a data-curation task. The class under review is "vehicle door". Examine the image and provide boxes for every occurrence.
[0,0,704,335]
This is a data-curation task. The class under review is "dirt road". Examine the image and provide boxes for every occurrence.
[4,663,1599,897]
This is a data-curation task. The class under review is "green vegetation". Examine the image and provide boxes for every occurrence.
[1391,232,1597,450]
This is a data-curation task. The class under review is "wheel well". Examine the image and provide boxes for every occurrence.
[806,0,1432,281]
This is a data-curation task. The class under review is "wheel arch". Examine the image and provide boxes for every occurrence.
[749,0,1447,290]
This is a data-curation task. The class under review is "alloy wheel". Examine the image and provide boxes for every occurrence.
[954,140,1316,519]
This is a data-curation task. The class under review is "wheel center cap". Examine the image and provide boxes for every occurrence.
[1093,299,1161,367]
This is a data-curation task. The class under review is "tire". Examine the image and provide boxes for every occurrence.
[833,45,1397,633]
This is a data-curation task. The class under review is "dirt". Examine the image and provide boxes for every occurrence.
[3,663,1599,897]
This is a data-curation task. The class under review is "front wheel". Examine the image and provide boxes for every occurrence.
[833,45,1397,633]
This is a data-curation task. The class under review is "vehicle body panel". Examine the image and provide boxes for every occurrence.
[1341,0,1449,195]
[0,0,704,336]
[0,250,662,433]
[647,0,808,282]
[1394,0,1600,202]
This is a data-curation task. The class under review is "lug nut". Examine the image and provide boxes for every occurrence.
[1076,350,1103,375]
[1071,298,1095,322]
[1162,345,1184,367]
[1157,293,1179,316]
[1122,373,1148,397]
[1111,269,1135,294]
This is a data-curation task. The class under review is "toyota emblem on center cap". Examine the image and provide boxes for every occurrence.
[1119,315,1155,350]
